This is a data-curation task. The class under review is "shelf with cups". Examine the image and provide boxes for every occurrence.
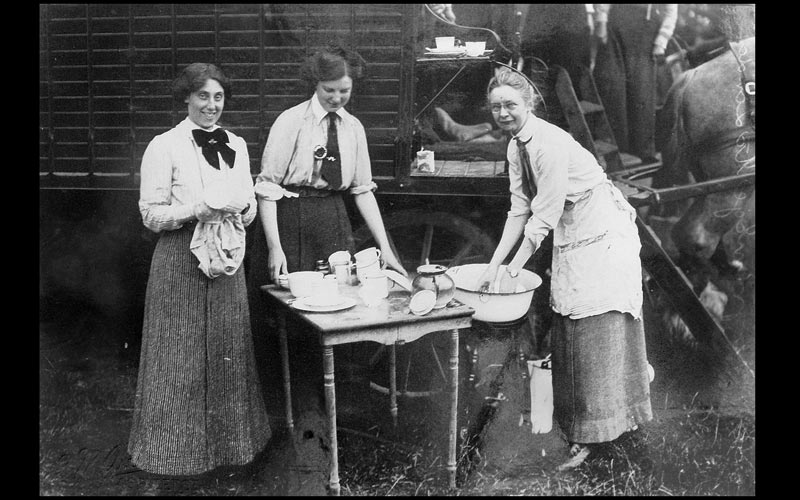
[416,54,492,63]
[411,46,506,181]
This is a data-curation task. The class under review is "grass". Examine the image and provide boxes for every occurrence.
[40,281,755,496]
[40,370,755,496]
[330,406,755,496]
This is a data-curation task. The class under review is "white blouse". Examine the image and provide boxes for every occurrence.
[507,113,607,242]
[508,112,643,319]
[139,117,257,233]
[254,96,377,201]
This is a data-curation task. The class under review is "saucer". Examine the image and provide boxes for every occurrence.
[424,47,467,57]
[304,294,346,308]
[409,290,436,316]
[292,296,357,313]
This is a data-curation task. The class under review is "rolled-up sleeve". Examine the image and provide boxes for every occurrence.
[524,143,569,241]
[255,112,297,201]
[138,135,194,233]
[348,118,378,195]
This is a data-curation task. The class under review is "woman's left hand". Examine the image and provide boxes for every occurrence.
[381,251,408,277]
[477,264,500,293]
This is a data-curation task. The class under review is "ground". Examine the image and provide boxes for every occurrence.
[39,269,754,496]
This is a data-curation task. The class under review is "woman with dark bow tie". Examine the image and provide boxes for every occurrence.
[130,63,270,475]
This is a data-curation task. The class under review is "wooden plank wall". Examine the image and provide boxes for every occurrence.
[39,3,410,190]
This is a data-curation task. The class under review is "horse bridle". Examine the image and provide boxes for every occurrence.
[727,40,755,128]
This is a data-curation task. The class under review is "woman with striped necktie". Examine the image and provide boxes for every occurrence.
[477,67,652,470]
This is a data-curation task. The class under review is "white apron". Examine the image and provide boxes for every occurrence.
[549,179,643,319]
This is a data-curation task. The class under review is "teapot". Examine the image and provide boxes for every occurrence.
[411,264,455,309]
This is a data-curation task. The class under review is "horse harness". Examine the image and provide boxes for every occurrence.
[728,39,756,129]
[677,40,755,183]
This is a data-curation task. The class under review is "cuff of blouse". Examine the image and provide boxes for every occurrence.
[349,181,378,196]
[254,182,291,201]
[523,225,547,252]
[175,203,196,224]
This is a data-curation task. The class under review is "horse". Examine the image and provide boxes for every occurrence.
[650,37,755,346]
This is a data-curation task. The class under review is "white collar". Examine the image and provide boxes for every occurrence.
[512,112,536,143]
[311,95,346,125]
[179,116,221,136]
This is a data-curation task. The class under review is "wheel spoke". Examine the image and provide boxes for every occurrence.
[368,344,387,367]
[419,223,434,266]
[352,209,498,395]
[431,340,448,383]
[449,240,476,267]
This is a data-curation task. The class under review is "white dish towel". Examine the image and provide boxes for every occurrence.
[190,214,246,279]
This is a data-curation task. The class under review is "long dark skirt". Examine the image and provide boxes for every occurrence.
[245,192,356,410]
[129,223,271,475]
[551,310,652,444]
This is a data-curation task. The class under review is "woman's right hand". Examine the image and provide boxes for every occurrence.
[477,264,500,293]
[193,200,224,222]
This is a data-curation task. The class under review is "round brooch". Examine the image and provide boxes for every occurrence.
[313,145,327,160]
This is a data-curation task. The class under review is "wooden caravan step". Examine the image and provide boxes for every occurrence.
[594,140,619,157]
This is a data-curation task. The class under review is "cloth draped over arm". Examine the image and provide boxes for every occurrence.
[138,118,256,278]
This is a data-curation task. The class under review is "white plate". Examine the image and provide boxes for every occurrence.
[383,269,413,292]
[291,296,357,313]
[424,47,467,56]
[304,294,346,308]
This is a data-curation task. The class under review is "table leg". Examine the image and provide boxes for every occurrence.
[323,346,340,496]
[447,329,460,490]
[277,311,294,432]
[389,342,400,429]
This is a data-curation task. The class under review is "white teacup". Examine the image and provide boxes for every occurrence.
[359,270,388,307]
[435,36,455,50]
[356,259,381,283]
[328,250,351,266]
[465,41,486,57]
[328,250,352,284]
[354,247,381,266]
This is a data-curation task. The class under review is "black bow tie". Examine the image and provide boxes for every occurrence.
[192,128,236,170]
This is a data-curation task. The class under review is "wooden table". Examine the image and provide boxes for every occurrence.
[260,284,474,495]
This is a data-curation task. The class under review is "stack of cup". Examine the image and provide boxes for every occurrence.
[354,247,382,283]
[328,250,352,285]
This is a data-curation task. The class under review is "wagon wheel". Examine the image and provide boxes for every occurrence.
[348,210,496,397]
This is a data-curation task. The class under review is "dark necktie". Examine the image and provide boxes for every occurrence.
[192,128,236,170]
[319,112,342,188]
[515,137,536,200]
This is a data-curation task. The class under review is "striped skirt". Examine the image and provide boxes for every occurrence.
[551,310,652,444]
[128,223,271,475]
